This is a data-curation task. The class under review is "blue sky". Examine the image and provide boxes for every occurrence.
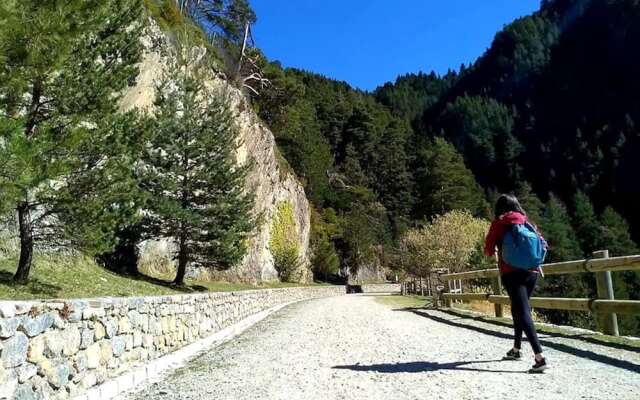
[251,0,541,90]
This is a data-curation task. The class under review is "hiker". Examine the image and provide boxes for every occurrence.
[484,194,548,373]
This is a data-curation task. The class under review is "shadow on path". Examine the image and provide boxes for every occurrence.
[333,359,524,374]
[434,308,640,354]
[401,308,640,374]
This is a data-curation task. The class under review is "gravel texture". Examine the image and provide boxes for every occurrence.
[123,295,640,400]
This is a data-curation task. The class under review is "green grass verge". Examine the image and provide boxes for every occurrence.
[375,295,433,309]
[0,254,328,301]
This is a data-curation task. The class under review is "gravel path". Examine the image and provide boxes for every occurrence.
[123,295,640,400]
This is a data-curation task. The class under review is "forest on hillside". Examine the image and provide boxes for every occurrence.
[247,0,640,333]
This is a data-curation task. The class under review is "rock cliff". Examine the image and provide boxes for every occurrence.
[121,20,311,283]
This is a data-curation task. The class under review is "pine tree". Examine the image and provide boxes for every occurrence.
[341,144,369,187]
[597,207,640,334]
[537,195,590,328]
[372,119,414,234]
[310,208,340,282]
[572,191,601,256]
[515,182,544,225]
[140,68,255,286]
[599,207,639,257]
[540,195,582,262]
[414,138,488,219]
[0,0,144,283]
[438,95,521,189]
[193,0,256,44]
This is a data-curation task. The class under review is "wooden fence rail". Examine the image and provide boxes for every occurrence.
[439,250,640,336]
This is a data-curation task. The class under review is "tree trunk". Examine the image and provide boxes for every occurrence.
[173,234,188,286]
[13,202,34,284]
[234,23,251,80]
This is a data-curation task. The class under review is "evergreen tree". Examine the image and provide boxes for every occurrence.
[266,99,334,206]
[537,195,590,328]
[372,119,414,235]
[599,207,639,257]
[0,0,144,283]
[310,208,341,282]
[193,0,256,44]
[341,144,369,187]
[572,191,601,256]
[343,105,378,174]
[437,95,521,190]
[341,201,388,277]
[599,207,640,334]
[414,138,488,219]
[140,68,255,286]
[515,182,544,225]
[597,207,640,334]
[540,195,582,262]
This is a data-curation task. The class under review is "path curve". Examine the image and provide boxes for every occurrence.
[122,295,640,400]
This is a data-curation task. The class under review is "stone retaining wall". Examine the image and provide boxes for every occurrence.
[0,286,345,399]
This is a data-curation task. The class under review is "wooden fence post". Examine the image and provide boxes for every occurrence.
[445,279,452,308]
[593,250,619,336]
[492,276,504,317]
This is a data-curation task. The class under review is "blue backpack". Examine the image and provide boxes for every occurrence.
[502,222,547,270]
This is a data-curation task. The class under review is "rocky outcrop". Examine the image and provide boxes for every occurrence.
[122,21,312,283]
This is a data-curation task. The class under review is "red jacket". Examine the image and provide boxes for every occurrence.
[484,211,543,275]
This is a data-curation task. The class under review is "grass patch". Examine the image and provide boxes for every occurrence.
[0,254,328,301]
[375,295,433,309]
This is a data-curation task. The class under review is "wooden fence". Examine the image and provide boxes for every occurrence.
[440,250,640,336]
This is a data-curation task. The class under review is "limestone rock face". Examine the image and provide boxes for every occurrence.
[123,21,311,283]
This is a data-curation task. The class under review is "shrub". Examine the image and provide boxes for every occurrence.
[270,202,302,282]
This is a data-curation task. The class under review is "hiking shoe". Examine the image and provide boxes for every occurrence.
[502,349,522,360]
[528,357,548,373]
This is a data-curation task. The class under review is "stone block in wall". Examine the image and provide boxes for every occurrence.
[0,317,19,338]
[101,318,118,339]
[0,303,15,319]
[79,371,97,389]
[94,321,106,341]
[0,366,18,399]
[39,359,70,389]
[73,352,88,374]
[14,383,37,400]
[2,331,28,368]
[112,336,126,357]
[85,343,101,370]
[18,312,54,337]
[61,327,81,357]
[82,308,106,321]
[99,341,113,366]
[43,330,63,358]
[80,328,94,350]
[17,362,37,383]
[118,317,132,335]
[141,334,153,349]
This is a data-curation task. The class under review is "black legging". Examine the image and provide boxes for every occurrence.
[501,270,543,355]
